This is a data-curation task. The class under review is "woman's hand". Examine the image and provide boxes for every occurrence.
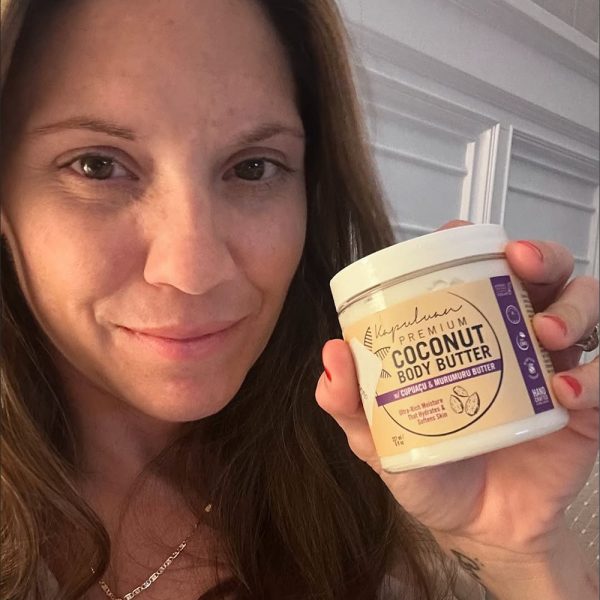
[315,221,599,597]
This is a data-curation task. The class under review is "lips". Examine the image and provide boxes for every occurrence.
[124,319,244,340]
[117,318,246,360]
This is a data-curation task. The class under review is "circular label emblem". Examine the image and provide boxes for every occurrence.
[372,291,504,436]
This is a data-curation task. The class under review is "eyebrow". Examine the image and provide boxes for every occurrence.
[28,116,305,145]
[29,117,138,141]
[236,123,305,145]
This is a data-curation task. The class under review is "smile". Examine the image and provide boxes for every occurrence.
[118,319,244,361]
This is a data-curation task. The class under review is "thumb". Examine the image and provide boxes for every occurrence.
[315,339,381,470]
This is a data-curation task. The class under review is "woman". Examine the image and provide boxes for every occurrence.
[1,0,598,599]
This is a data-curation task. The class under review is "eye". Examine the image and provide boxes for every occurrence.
[231,158,283,182]
[67,154,132,181]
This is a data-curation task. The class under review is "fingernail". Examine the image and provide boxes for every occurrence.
[559,375,582,397]
[516,240,544,262]
[325,367,332,382]
[541,314,568,336]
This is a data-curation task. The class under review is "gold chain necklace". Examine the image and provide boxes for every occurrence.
[91,503,212,600]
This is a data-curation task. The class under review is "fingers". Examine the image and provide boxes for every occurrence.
[532,276,599,352]
[436,219,474,231]
[504,240,574,312]
[443,233,576,314]
[552,356,599,411]
[315,339,381,468]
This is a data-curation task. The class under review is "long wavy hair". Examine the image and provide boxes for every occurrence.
[0,1,453,598]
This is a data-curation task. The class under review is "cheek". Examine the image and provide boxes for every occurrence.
[5,202,135,321]
[233,198,306,297]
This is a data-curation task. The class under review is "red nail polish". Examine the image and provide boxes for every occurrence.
[516,240,544,262]
[325,367,332,382]
[542,314,568,336]
[559,375,582,397]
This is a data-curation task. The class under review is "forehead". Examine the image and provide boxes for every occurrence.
[9,0,299,138]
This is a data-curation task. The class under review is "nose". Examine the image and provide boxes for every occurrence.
[143,187,238,296]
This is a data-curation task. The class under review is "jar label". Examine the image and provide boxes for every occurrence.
[343,275,557,458]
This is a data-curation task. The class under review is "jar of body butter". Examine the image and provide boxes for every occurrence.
[330,224,568,472]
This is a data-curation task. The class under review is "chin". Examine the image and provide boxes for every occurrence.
[125,376,244,423]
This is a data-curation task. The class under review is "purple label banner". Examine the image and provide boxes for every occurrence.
[490,275,553,414]
[376,358,502,406]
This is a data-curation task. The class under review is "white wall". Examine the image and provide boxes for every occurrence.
[530,0,599,43]
[337,0,599,280]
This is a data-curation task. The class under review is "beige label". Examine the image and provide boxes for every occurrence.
[342,275,557,458]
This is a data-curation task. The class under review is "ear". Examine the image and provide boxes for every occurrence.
[0,212,16,260]
[1,209,6,237]
[1,208,11,238]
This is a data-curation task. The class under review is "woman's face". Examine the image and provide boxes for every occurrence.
[1,0,307,423]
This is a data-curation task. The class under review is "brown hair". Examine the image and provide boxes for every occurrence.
[0,1,453,598]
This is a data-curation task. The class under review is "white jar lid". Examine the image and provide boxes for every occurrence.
[330,223,509,313]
